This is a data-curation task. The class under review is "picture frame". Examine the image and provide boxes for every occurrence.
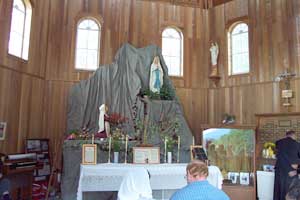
[82,144,97,165]
[26,139,49,153]
[133,147,160,164]
[0,122,7,140]
[240,172,250,185]
[228,172,239,184]
[190,145,208,161]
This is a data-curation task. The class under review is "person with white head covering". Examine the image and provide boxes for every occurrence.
[97,104,110,138]
[149,56,163,93]
[118,168,154,200]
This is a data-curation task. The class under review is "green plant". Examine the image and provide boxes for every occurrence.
[139,84,175,100]
[112,139,121,152]
[165,135,178,152]
[159,84,175,100]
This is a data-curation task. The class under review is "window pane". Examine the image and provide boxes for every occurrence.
[87,30,99,50]
[14,0,25,12]
[9,32,22,57]
[77,29,88,49]
[11,10,25,33]
[86,50,98,70]
[76,49,87,69]
[75,18,100,70]
[162,27,183,77]
[232,23,248,35]
[9,0,32,60]
[229,23,249,75]
[232,53,249,74]
[23,5,31,60]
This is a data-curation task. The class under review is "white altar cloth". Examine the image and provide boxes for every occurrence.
[77,163,223,200]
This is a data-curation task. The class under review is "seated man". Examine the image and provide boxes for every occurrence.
[118,168,153,200]
[171,160,230,200]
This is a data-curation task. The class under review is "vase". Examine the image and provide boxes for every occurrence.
[167,152,172,164]
[114,152,119,163]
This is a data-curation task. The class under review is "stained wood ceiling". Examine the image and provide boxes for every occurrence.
[138,0,234,9]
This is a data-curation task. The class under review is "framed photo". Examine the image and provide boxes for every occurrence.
[26,139,41,152]
[0,122,7,140]
[240,172,250,185]
[82,144,97,165]
[133,147,160,164]
[228,172,239,184]
[190,145,208,161]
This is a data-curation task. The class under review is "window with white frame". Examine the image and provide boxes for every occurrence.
[228,22,250,75]
[75,18,101,71]
[8,0,32,60]
[162,27,183,77]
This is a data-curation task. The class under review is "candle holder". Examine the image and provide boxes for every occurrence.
[108,136,112,163]
[177,136,180,163]
[124,135,128,164]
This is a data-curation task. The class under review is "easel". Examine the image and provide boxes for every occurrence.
[45,139,62,200]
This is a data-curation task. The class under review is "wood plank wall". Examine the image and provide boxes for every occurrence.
[0,0,300,169]
[0,0,49,154]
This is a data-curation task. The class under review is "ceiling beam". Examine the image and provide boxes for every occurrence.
[137,0,234,9]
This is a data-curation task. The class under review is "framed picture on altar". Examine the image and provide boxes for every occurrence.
[82,144,97,165]
[133,147,160,164]
[190,145,208,162]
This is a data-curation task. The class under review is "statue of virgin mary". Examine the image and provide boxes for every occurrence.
[149,56,164,93]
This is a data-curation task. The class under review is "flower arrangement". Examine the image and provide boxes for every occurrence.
[263,142,275,149]
[263,142,276,159]
[106,113,128,132]
[111,128,125,152]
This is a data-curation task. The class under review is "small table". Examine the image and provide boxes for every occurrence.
[77,163,223,200]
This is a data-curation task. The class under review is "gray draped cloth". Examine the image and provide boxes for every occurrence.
[63,43,193,200]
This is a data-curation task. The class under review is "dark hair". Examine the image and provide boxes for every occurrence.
[286,130,296,136]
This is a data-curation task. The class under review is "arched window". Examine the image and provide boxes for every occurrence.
[8,0,32,60]
[75,18,101,71]
[228,22,249,75]
[162,27,183,77]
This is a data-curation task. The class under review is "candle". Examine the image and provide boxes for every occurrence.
[164,136,167,163]
[92,134,94,144]
[192,136,195,146]
[125,135,128,164]
[177,136,180,163]
[108,136,112,163]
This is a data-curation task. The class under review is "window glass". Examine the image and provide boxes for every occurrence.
[75,19,101,71]
[8,0,32,60]
[228,23,249,75]
[162,27,183,77]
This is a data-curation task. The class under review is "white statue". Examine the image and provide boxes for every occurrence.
[98,104,110,137]
[209,42,219,77]
[210,42,219,66]
[149,56,163,93]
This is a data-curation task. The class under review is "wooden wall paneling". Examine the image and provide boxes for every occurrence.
[183,88,209,134]
[17,75,33,152]
[43,80,74,168]
[0,67,22,154]
[26,77,45,139]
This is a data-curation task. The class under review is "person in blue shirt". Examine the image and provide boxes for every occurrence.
[171,160,230,200]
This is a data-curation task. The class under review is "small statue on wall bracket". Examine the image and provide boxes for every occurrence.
[209,41,221,87]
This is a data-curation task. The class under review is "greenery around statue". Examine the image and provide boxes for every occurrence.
[140,84,175,100]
